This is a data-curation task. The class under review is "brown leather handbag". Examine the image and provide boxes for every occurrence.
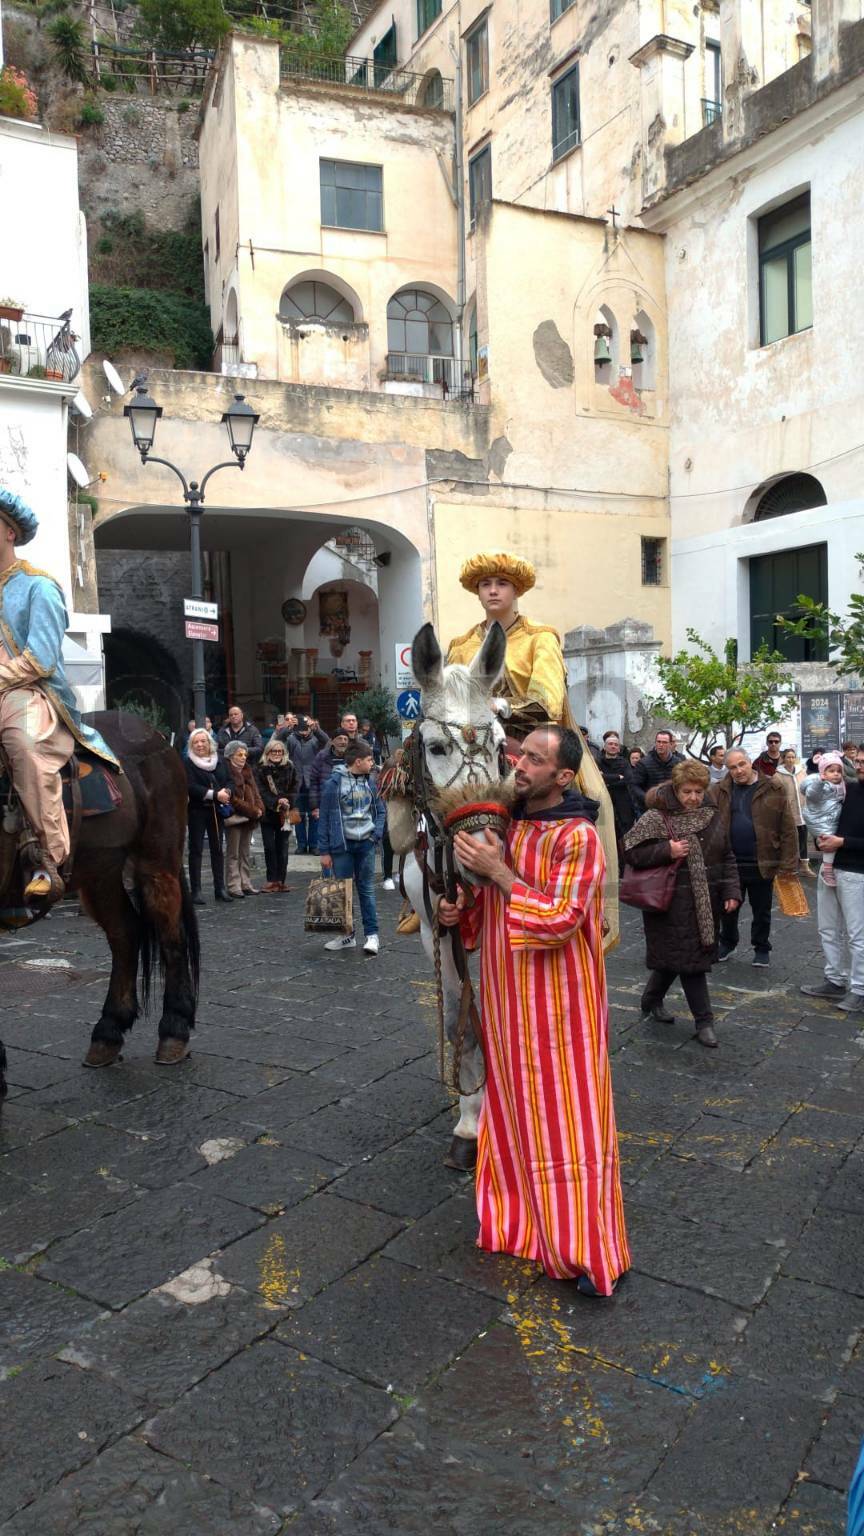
[620,817,683,912]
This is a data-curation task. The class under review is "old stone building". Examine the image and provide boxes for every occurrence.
[84,0,863,739]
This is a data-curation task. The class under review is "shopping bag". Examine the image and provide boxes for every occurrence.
[304,876,353,933]
[774,873,810,918]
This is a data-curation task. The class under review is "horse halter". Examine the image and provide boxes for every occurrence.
[415,716,506,795]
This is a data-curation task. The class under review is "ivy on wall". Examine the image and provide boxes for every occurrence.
[90,284,213,368]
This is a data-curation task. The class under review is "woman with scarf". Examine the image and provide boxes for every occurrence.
[185,727,232,906]
[623,759,740,1048]
[255,736,297,892]
[223,740,264,897]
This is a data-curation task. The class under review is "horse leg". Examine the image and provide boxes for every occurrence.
[79,872,141,1068]
[135,863,198,1065]
[414,880,483,1173]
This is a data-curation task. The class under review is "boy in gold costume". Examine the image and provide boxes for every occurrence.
[447,551,619,945]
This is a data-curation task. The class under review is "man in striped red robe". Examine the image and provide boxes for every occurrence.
[439,725,630,1295]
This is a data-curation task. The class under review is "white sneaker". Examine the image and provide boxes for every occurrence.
[325,934,356,951]
[363,934,380,955]
[382,878,396,891]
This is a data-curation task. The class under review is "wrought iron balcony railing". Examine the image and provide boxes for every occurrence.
[280,51,454,110]
[213,335,240,373]
[0,310,81,382]
[701,97,722,126]
[385,352,466,391]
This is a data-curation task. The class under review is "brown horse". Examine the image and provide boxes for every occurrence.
[0,710,199,1098]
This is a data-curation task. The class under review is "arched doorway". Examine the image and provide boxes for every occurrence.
[103,626,186,736]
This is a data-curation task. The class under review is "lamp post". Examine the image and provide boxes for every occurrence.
[124,386,259,727]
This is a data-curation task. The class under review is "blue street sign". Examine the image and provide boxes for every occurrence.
[397,688,421,720]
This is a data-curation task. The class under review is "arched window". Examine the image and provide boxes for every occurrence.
[387,288,454,359]
[279,280,355,325]
[420,70,444,108]
[753,473,827,521]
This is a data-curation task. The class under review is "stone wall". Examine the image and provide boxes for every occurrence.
[96,548,193,721]
[78,100,200,229]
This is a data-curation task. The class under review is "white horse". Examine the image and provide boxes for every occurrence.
[387,620,510,1171]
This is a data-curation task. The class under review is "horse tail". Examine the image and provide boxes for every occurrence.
[136,868,200,1012]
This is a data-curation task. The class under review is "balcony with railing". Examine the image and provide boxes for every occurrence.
[279,51,454,111]
[384,352,465,391]
[0,310,81,383]
[701,97,722,126]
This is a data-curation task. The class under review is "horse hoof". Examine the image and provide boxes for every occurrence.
[83,1041,124,1069]
[155,1038,192,1066]
[444,1135,477,1172]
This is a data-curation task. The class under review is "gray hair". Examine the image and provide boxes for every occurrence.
[725,747,750,763]
[224,739,248,761]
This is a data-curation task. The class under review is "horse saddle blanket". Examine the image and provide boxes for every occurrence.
[62,755,122,819]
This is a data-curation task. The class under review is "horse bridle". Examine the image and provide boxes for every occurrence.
[405,711,507,1097]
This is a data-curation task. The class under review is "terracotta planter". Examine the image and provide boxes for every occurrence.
[44,369,64,381]
[0,306,23,322]
[0,359,11,374]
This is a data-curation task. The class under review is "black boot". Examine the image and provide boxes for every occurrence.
[641,1004,675,1024]
[192,891,207,908]
[215,888,233,903]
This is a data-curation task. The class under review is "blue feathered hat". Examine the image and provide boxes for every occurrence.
[0,490,38,545]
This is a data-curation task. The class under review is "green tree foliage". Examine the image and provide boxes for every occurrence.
[90,285,213,369]
[646,630,794,758]
[94,210,205,302]
[347,685,400,749]
[47,15,90,82]
[136,0,229,52]
[777,555,864,680]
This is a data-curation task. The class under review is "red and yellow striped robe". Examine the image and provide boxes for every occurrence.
[460,813,630,1290]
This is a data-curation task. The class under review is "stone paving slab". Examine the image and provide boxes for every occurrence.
[143,1338,398,1516]
[39,1182,265,1308]
[0,1437,283,1535]
[2,895,864,1529]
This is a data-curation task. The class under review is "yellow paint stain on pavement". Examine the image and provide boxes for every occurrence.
[258,1231,298,1308]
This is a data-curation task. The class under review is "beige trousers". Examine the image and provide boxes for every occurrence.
[225,822,255,894]
[0,677,74,867]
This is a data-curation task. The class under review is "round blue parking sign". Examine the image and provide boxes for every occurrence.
[396,689,421,720]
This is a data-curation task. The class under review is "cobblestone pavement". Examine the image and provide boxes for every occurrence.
[1,863,862,1534]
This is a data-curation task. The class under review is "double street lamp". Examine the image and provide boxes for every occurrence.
[124,385,260,727]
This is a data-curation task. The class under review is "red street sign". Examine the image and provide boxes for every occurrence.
[185,620,219,643]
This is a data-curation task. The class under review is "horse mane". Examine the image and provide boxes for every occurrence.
[424,663,494,720]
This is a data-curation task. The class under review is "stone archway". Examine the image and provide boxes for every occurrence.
[103,626,187,736]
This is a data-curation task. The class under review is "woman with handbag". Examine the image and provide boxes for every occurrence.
[185,728,232,906]
[223,740,264,897]
[255,736,298,892]
[622,759,740,1048]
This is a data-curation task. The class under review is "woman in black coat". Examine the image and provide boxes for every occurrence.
[623,759,740,1048]
[185,728,231,905]
[254,737,298,892]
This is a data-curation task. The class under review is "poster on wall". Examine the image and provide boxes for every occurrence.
[800,692,842,759]
[843,691,864,746]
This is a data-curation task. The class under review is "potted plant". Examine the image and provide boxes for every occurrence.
[0,297,25,322]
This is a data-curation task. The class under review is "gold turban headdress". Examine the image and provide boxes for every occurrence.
[458,552,536,598]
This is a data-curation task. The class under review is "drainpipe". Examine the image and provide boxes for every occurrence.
[450,33,466,370]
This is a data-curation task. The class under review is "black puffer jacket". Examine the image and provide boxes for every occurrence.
[598,752,636,839]
[630,747,686,812]
[624,781,740,974]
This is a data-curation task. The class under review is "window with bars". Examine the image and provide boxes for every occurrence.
[466,17,489,104]
[551,63,580,160]
[758,192,812,345]
[468,144,492,226]
[320,160,383,232]
[641,537,664,586]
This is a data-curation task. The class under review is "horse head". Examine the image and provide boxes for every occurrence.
[412,621,513,885]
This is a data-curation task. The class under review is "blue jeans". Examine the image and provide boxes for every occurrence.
[295,787,317,853]
[333,839,378,937]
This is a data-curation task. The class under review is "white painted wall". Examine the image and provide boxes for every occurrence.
[0,119,90,356]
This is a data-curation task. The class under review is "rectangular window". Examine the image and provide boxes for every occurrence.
[373,23,397,84]
[320,159,383,232]
[551,63,580,160]
[758,192,812,345]
[468,143,492,226]
[417,0,441,36]
[550,0,574,19]
[641,537,664,587]
[466,17,488,105]
[706,39,722,104]
[750,543,827,661]
[214,206,220,261]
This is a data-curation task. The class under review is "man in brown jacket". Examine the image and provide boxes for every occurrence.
[711,748,798,967]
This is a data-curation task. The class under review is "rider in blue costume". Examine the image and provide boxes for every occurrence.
[0,489,117,901]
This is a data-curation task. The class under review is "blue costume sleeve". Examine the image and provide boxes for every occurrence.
[21,578,68,678]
